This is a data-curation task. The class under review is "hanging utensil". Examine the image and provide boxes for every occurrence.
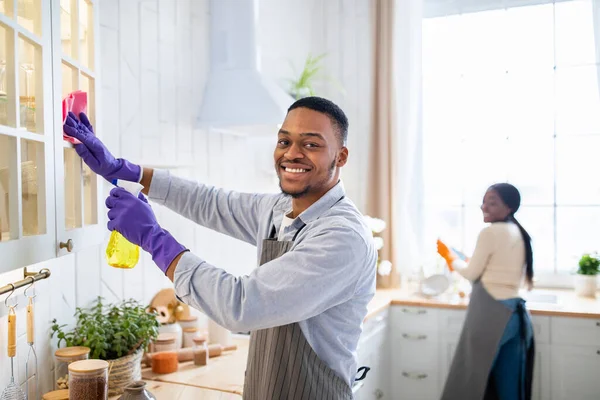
[25,278,38,400]
[1,284,26,400]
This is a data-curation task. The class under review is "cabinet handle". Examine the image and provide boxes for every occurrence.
[597,350,600,355]
[596,322,599,327]
[402,308,427,315]
[402,371,428,380]
[402,333,428,340]
[374,389,384,399]
[59,239,74,253]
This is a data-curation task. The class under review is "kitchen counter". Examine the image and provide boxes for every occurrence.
[371,287,600,319]
[108,381,242,399]
[139,287,599,396]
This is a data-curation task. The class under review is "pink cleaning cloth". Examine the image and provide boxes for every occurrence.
[62,90,88,144]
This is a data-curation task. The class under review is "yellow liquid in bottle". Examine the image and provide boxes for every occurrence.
[106,230,140,269]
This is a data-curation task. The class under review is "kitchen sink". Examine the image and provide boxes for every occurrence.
[524,292,559,304]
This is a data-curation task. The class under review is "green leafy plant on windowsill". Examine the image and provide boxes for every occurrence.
[287,53,345,100]
[50,297,160,360]
[577,253,600,276]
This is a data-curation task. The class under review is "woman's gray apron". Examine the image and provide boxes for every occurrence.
[243,223,363,399]
[440,280,535,400]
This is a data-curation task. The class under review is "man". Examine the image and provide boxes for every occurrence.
[64,96,377,399]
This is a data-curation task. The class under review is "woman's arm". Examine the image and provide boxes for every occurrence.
[452,227,496,281]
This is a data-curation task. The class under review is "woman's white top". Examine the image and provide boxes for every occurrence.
[452,222,526,300]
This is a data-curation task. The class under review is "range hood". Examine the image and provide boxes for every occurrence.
[196,0,294,131]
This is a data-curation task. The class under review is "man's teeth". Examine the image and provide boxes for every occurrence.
[285,167,308,173]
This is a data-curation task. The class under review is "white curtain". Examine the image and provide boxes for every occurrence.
[594,0,600,96]
[392,0,424,282]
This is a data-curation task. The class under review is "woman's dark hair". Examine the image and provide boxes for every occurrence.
[489,183,534,289]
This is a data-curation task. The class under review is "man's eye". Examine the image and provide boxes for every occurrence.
[278,140,288,146]
[305,143,319,148]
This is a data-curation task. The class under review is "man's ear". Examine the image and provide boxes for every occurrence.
[337,147,349,167]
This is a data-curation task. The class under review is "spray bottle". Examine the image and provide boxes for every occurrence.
[105,179,143,269]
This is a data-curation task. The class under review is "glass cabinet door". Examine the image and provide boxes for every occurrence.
[0,0,56,272]
[53,0,102,256]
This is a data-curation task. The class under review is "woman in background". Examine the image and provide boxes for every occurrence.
[437,183,535,400]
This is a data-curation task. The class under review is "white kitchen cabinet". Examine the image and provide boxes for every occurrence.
[356,309,390,400]
[550,345,600,400]
[391,306,441,399]
[0,0,103,273]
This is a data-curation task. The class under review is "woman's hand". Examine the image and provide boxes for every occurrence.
[437,239,456,272]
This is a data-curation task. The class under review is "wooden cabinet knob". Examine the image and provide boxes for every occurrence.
[59,239,73,252]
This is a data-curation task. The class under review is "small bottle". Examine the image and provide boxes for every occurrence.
[192,337,209,366]
[105,180,144,269]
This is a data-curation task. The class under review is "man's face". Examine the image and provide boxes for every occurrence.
[274,107,348,198]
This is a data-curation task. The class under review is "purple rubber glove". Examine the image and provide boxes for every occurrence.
[106,187,187,274]
[63,112,141,183]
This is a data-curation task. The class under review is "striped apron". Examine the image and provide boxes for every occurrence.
[242,225,356,399]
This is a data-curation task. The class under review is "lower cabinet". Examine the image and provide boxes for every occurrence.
[384,305,597,400]
[356,309,390,400]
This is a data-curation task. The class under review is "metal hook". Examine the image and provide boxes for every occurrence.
[24,276,35,299]
[4,283,17,308]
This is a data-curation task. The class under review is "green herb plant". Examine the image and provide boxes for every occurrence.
[288,53,344,100]
[577,253,600,276]
[51,297,159,360]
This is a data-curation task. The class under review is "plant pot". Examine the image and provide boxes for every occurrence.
[107,349,144,397]
[574,274,598,298]
[117,381,156,400]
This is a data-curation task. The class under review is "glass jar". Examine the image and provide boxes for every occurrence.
[192,337,208,366]
[54,346,90,390]
[68,359,109,400]
[182,327,199,348]
[153,333,177,353]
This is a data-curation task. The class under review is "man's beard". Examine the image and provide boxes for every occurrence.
[279,159,336,198]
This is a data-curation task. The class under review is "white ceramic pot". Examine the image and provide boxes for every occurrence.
[574,274,598,298]
[208,319,232,346]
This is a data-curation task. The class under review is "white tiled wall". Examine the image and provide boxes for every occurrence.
[0,0,374,397]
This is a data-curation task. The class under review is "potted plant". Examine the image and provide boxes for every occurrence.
[287,53,344,100]
[574,253,599,298]
[51,297,160,396]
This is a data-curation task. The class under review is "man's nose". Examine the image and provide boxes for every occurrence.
[284,143,304,160]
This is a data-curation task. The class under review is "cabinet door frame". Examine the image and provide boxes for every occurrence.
[51,0,104,257]
[0,0,57,272]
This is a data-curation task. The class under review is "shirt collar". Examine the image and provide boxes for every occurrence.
[272,180,346,228]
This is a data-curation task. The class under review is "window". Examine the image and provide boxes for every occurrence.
[422,0,600,280]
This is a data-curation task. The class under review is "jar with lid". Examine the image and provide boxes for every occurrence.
[192,336,209,366]
[68,359,109,400]
[153,333,177,353]
[177,315,198,331]
[182,327,199,348]
[158,321,182,349]
[54,346,90,390]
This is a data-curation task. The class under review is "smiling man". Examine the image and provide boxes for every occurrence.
[63,96,377,400]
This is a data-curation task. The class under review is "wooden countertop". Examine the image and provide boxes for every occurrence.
[108,381,241,399]
[138,288,598,397]
[367,287,600,320]
[142,338,249,395]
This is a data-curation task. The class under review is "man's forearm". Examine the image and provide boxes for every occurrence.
[140,167,154,195]
[166,251,184,282]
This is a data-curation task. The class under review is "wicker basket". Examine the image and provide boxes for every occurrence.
[107,349,144,397]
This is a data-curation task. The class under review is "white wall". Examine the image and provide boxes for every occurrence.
[0,0,374,397]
